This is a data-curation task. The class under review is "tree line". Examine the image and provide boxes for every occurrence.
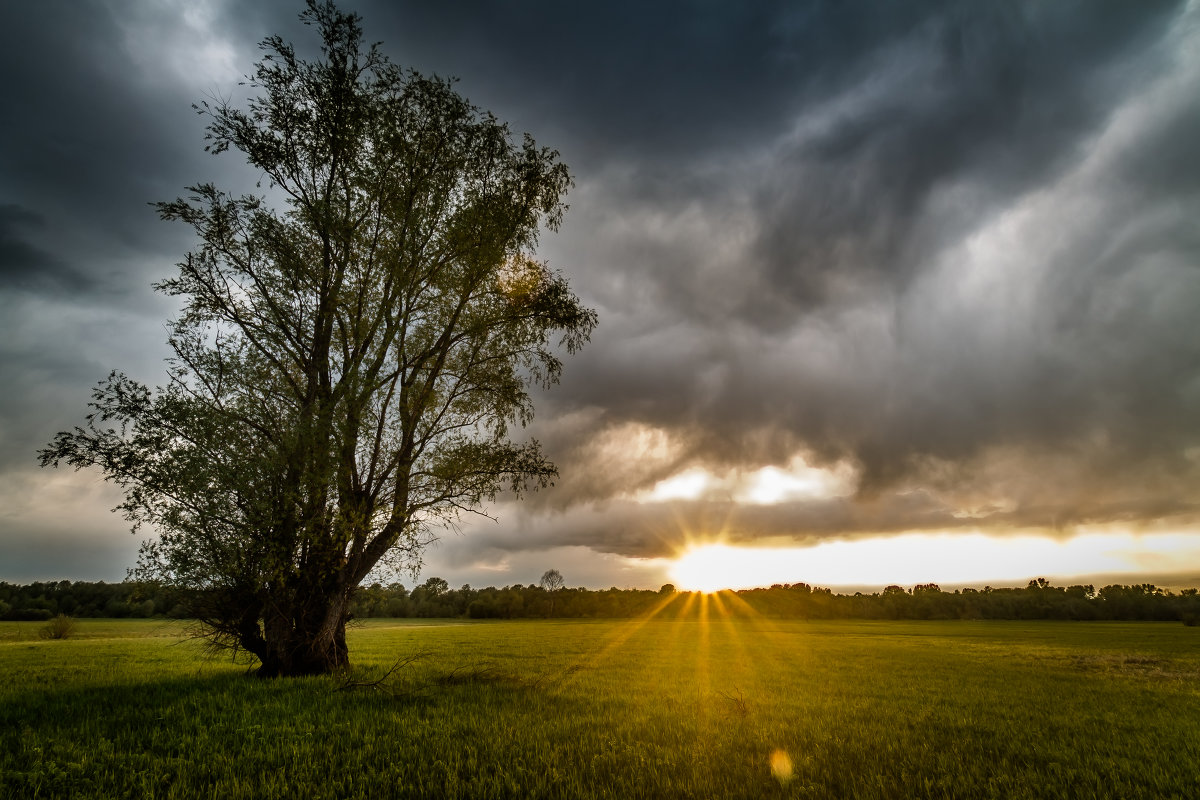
[4,577,1199,624]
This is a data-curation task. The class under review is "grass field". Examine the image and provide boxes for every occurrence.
[3,607,1199,798]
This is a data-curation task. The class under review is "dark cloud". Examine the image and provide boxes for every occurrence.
[747,1,1181,315]
[521,0,1200,529]
[365,0,803,163]
[0,205,92,294]
[1,0,1197,584]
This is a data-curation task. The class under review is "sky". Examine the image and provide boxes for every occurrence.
[2,0,1199,592]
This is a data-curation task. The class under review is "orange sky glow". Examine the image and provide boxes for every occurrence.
[667,531,1200,593]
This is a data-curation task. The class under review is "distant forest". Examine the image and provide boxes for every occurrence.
[3,578,1199,624]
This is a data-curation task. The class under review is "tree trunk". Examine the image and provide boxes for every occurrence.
[253,593,351,677]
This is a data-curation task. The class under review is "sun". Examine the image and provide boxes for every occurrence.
[670,544,759,593]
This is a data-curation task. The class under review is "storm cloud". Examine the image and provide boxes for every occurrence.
[2,1,1197,583]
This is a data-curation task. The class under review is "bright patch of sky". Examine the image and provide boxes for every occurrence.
[671,531,1200,593]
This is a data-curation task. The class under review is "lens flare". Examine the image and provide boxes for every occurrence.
[769,749,794,784]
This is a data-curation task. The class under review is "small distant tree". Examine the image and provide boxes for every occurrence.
[540,569,564,593]
[38,1,594,677]
[540,569,564,616]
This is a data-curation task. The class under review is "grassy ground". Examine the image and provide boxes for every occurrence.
[2,607,1199,799]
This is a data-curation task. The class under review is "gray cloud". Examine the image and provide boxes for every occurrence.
[2,0,1197,584]
[523,0,1200,532]
[0,205,92,294]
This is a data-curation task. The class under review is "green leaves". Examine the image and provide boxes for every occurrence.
[41,0,594,675]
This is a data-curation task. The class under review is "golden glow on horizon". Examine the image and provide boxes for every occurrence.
[674,549,735,593]
[668,531,1200,592]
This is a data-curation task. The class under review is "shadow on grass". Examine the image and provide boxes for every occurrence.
[3,653,593,798]
[2,649,585,746]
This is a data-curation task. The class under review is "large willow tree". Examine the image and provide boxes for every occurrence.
[40,1,595,677]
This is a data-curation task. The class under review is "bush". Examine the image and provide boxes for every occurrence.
[38,614,77,640]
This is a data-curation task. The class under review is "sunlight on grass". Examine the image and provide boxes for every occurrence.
[560,591,681,681]
[5,617,1200,798]
[695,592,711,698]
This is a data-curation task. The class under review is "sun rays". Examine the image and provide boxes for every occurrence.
[559,579,801,698]
[552,582,801,785]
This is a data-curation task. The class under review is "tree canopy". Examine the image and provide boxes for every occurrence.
[39,0,595,676]
[539,569,565,593]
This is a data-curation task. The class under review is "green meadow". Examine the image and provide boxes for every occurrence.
[3,610,1199,799]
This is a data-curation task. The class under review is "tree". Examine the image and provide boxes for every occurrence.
[39,1,595,677]
[422,577,450,598]
[539,569,564,593]
[540,569,564,616]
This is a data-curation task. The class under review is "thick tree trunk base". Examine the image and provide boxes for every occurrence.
[252,616,350,678]
[256,647,348,678]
